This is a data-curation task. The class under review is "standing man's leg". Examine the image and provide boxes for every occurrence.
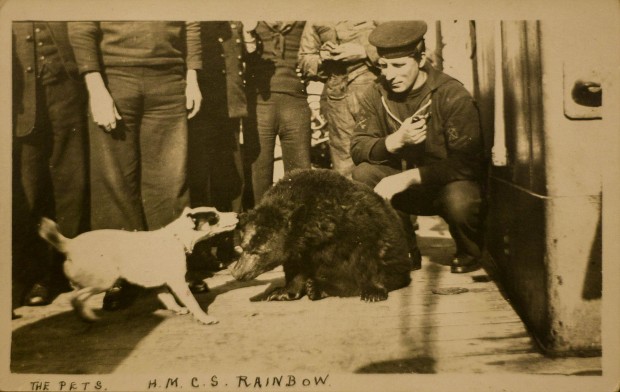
[278,94,312,173]
[187,104,213,208]
[323,94,352,176]
[250,96,278,204]
[42,77,89,298]
[140,66,189,230]
[17,77,89,306]
[89,67,145,310]
[207,117,242,212]
[46,78,89,238]
[13,130,56,306]
[230,119,245,214]
[206,116,243,264]
[325,73,376,178]
[89,67,145,231]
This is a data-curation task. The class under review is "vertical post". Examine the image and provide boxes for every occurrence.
[492,21,507,167]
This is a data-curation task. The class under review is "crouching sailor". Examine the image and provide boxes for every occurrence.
[350,21,485,273]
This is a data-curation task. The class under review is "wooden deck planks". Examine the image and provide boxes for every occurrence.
[10,216,602,377]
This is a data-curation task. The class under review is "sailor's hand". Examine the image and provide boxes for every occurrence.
[400,115,428,145]
[330,42,367,62]
[186,70,202,119]
[241,20,258,32]
[84,72,122,132]
[374,170,421,201]
[385,115,427,152]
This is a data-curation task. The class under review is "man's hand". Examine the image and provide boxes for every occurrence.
[185,69,202,119]
[241,21,258,53]
[319,41,337,61]
[330,42,367,62]
[310,108,327,131]
[385,115,428,152]
[241,20,258,32]
[374,169,421,201]
[84,72,122,132]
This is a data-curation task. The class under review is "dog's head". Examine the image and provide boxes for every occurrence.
[173,207,239,253]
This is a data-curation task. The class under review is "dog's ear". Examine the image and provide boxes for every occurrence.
[238,211,250,228]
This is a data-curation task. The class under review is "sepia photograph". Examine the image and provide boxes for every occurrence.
[1,0,619,391]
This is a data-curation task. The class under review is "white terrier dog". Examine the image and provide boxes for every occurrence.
[38,207,238,325]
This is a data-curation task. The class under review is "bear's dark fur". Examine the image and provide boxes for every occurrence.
[230,169,412,302]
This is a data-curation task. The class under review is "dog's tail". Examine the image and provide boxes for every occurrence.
[38,217,69,253]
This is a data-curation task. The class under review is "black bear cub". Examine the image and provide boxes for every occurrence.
[230,169,412,302]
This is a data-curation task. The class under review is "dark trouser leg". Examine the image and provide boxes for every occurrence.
[14,77,88,306]
[188,103,243,210]
[277,94,312,173]
[188,109,243,269]
[45,78,89,238]
[324,96,354,177]
[437,181,483,261]
[230,124,245,214]
[211,119,244,264]
[393,180,483,272]
[187,107,213,208]
[89,67,145,231]
[91,66,189,231]
[352,162,421,268]
[324,72,376,178]
[140,67,189,229]
[98,66,190,309]
[44,78,89,292]
[13,132,55,305]
[207,118,243,213]
[92,67,145,310]
[250,97,277,204]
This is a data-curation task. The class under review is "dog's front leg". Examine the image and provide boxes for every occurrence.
[155,286,189,315]
[166,279,218,325]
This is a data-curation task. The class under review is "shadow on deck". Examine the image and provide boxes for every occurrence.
[10,217,601,377]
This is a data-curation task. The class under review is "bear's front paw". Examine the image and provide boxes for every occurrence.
[265,287,299,301]
[306,278,327,301]
[361,286,388,302]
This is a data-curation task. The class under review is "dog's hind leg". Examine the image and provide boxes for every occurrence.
[71,287,102,322]
[155,286,189,315]
[166,278,218,325]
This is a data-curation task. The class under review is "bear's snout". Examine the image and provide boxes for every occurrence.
[229,251,281,281]
[229,254,261,281]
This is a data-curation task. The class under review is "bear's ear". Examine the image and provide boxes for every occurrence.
[254,205,286,228]
[288,204,308,229]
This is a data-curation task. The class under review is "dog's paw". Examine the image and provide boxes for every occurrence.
[195,315,219,325]
[360,286,388,302]
[175,307,190,315]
